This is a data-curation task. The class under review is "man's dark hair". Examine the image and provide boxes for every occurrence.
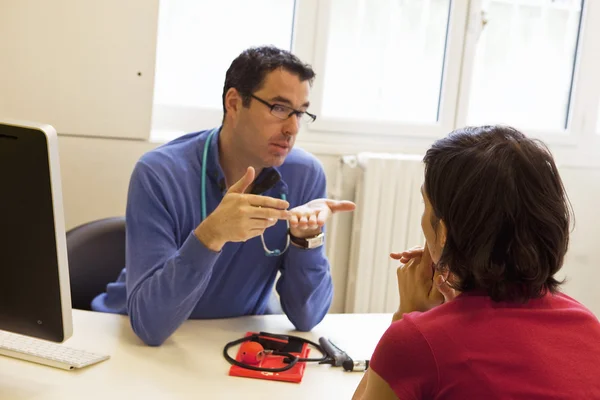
[222,46,316,115]
[423,125,573,303]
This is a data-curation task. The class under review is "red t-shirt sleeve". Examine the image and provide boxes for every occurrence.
[370,314,438,399]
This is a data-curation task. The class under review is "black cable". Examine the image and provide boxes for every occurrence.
[223,333,329,372]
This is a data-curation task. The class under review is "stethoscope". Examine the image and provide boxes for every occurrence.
[223,332,327,373]
[201,129,290,256]
[222,331,369,373]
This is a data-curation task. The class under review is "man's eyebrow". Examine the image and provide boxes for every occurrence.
[270,95,310,109]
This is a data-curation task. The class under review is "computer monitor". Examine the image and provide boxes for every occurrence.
[0,119,72,342]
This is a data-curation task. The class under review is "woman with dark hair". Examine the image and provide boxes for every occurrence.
[353,125,600,399]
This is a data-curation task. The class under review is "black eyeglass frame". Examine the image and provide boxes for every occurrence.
[250,94,317,123]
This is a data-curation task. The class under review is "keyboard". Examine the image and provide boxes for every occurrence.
[0,330,110,370]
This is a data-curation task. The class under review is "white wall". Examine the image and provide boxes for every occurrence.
[556,167,600,315]
[0,0,159,140]
[58,136,156,230]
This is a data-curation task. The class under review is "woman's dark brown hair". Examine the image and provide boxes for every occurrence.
[423,125,572,303]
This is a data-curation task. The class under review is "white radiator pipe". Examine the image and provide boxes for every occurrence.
[340,153,423,170]
[340,155,359,169]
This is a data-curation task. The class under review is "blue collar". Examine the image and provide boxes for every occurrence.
[201,127,226,192]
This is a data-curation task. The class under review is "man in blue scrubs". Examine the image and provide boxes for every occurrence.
[92,46,356,346]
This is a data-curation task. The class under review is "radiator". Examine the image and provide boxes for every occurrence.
[341,153,425,314]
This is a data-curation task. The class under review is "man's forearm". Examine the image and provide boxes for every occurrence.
[277,247,333,331]
[194,218,226,252]
[127,232,221,345]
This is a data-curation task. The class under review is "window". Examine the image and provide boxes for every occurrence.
[466,0,583,131]
[153,0,295,110]
[152,0,600,150]
[320,0,452,124]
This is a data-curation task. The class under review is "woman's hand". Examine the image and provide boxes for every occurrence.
[390,246,424,264]
[391,243,458,322]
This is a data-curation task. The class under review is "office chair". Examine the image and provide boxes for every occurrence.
[66,217,126,310]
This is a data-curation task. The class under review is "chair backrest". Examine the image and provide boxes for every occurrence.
[66,217,126,310]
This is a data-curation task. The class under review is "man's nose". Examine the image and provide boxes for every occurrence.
[283,114,300,136]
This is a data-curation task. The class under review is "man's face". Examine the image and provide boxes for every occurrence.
[420,185,446,264]
[230,68,311,168]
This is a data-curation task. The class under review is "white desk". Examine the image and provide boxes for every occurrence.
[0,310,392,400]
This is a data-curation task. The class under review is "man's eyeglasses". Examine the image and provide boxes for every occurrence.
[250,94,317,124]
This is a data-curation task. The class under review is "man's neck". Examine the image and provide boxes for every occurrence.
[218,125,263,190]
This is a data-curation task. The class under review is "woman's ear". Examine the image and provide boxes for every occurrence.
[438,219,448,248]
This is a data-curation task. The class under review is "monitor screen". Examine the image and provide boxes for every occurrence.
[0,120,72,342]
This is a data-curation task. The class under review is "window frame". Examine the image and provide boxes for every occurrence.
[151,0,600,155]
[454,0,600,148]
[295,0,469,140]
